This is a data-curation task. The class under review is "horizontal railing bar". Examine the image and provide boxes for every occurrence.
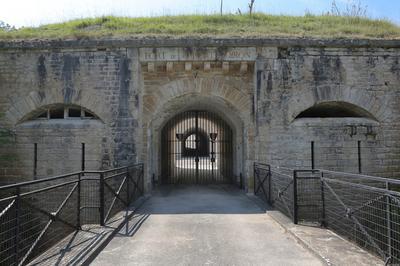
[294,169,320,173]
[0,180,79,203]
[104,172,127,181]
[85,163,143,174]
[257,163,400,186]
[270,170,293,179]
[317,169,400,185]
[254,162,270,169]
[0,164,143,191]
[20,180,79,198]
[296,176,320,180]
[80,206,100,209]
[322,177,400,197]
[0,171,82,191]
[271,165,294,172]
[81,177,100,181]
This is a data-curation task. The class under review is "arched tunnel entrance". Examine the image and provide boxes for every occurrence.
[161,110,233,184]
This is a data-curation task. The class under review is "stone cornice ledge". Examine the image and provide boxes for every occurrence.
[0,37,399,50]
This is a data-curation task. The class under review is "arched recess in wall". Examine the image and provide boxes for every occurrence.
[14,103,106,178]
[290,100,380,174]
[18,103,102,124]
[293,101,378,121]
[147,93,249,189]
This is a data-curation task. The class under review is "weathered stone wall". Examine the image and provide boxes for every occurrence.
[0,38,399,190]
[254,47,400,178]
[0,47,141,185]
[15,120,105,180]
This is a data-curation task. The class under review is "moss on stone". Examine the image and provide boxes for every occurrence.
[0,129,13,145]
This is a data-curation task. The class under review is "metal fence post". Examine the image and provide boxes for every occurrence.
[77,173,81,228]
[142,164,145,195]
[253,163,256,194]
[126,167,130,205]
[99,172,105,226]
[268,166,272,205]
[320,171,326,227]
[386,181,392,262]
[293,170,298,224]
[14,186,20,264]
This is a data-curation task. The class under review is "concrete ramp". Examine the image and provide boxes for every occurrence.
[93,185,323,265]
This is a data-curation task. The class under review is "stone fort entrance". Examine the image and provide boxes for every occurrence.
[0,40,398,193]
[161,110,233,184]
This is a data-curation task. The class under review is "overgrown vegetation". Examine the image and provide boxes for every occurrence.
[0,21,15,32]
[0,14,399,40]
[328,0,368,17]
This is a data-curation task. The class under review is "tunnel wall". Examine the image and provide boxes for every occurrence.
[0,38,399,189]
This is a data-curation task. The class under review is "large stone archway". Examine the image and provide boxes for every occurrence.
[141,71,255,192]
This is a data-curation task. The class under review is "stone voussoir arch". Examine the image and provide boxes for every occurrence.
[143,77,253,126]
[288,86,386,123]
[5,88,108,126]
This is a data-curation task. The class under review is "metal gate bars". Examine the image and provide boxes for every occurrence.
[162,110,233,184]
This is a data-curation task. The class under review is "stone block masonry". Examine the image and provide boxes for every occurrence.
[0,38,399,191]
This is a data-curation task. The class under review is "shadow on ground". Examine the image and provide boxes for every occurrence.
[138,185,265,215]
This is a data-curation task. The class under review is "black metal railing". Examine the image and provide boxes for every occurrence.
[254,162,400,265]
[254,163,295,219]
[0,163,144,266]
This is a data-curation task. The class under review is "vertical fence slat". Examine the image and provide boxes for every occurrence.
[77,173,81,229]
[293,170,298,225]
[14,187,20,265]
[320,172,326,227]
[386,181,392,263]
[253,162,256,194]
[99,172,105,226]
[267,166,272,205]
[126,167,130,205]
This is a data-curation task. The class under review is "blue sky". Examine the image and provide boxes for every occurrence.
[1,0,399,27]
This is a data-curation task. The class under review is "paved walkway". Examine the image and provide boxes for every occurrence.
[93,185,322,266]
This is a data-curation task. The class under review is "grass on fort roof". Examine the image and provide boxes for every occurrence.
[0,14,399,40]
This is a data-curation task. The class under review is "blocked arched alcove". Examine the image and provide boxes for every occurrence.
[293,101,378,121]
[287,85,389,124]
[285,100,381,173]
[10,103,107,178]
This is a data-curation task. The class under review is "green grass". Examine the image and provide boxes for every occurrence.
[0,14,399,40]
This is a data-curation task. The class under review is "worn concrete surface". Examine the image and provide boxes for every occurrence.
[93,185,323,266]
[28,196,148,266]
[264,208,384,266]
